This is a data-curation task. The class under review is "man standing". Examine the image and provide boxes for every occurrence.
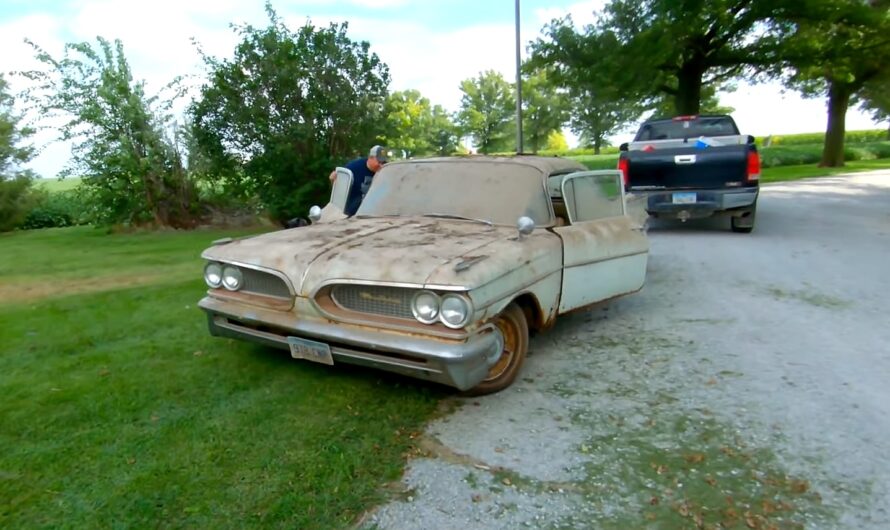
[329,145,388,216]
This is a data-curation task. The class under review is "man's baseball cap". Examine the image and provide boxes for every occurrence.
[369,145,389,163]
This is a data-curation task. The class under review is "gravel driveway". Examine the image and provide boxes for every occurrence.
[364,171,890,529]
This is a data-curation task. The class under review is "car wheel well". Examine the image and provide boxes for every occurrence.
[512,293,544,332]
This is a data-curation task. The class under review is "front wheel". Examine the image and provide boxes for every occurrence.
[463,303,529,396]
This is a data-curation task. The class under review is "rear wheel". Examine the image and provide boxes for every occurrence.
[731,205,756,233]
[463,303,529,396]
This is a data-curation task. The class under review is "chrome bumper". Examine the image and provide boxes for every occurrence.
[199,296,504,391]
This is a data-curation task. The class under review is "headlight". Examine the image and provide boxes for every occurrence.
[204,262,223,288]
[411,290,440,324]
[222,265,243,291]
[439,294,472,329]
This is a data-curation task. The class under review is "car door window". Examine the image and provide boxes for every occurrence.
[561,170,625,223]
[330,167,353,210]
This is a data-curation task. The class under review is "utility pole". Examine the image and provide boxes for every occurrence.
[515,0,523,154]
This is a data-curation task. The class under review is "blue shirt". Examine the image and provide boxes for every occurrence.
[343,157,375,216]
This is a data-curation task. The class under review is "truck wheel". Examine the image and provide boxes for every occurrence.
[463,303,529,396]
[731,206,756,234]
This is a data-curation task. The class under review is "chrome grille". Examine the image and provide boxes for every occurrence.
[239,267,291,298]
[331,285,415,319]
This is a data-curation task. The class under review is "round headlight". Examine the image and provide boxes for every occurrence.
[222,266,243,291]
[411,291,440,324]
[440,294,472,329]
[204,262,223,288]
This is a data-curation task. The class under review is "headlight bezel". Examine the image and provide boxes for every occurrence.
[221,265,244,291]
[204,262,223,288]
[439,294,473,329]
[411,290,441,324]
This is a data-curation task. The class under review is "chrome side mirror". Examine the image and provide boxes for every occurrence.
[517,216,535,238]
[308,205,322,223]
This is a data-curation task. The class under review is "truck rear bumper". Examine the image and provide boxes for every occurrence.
[641,188,758,220]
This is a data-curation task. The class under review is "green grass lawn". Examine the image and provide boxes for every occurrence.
[761,159,890,183]
[0,226,442,529]
[34,177,82,193]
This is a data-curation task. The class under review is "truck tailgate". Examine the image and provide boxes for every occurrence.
[627,144,749,189]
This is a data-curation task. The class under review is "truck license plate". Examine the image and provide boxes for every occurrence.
[287,336,334,365]
[672,192,697,204]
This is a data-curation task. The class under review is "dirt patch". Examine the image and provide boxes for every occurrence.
[0,271,188,304]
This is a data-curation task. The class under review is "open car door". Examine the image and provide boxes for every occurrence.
[552,170,649,313]
[318,167,352,223]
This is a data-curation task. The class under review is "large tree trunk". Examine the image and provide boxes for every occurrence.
[821,80,852,167]
[675,63,704,115]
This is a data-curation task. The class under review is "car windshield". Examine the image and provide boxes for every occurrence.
[356,160,552,226]
[635,117,738,141]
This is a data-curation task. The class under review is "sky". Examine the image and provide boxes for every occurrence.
[0,0,884,179]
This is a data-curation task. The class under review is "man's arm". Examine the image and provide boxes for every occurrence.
[329,170,337,183]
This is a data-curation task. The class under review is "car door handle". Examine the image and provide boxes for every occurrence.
[674,155,696,165]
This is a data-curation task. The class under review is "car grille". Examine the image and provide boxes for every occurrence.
[239,267,292,299]
[330,284,415,320]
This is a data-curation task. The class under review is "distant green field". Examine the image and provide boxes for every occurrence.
[35,177,81,193]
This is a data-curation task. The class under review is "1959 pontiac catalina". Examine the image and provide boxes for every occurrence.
[198,156,649,395]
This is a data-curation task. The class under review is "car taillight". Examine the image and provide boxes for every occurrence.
[746,151,761,182]
[618,158,630,186]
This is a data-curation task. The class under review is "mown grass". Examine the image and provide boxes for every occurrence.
[34,177,81,193]
[761,159,890,183]
[0,226,442,529]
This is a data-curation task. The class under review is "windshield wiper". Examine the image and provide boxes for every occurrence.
[421,213,493,226]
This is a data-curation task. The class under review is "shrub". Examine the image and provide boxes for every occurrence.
[20,189,90,229]
[756,129,886,146]
[759,141,890,167]
[0,176,37,231]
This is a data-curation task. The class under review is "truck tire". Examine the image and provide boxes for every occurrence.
[731,205,756,233]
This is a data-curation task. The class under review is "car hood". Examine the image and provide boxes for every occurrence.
[202,217,533,295]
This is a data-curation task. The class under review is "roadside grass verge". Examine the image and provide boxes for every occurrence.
[761,159,890,183]
[0,227,442,529]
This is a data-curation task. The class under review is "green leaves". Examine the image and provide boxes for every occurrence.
[457,70,516,154]
[189,3,390,222]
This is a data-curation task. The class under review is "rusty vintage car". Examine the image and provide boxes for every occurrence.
[198,156,649,395]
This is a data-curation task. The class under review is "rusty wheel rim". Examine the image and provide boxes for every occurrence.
[485,312,519,382]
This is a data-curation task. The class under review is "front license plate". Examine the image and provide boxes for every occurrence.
[672,192,697,204]
[287,337,334,366]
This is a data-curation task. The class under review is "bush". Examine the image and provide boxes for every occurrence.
[20,189,90,229]
[0,176,37,231]
[756,129,887,147]
[759,141,890,167]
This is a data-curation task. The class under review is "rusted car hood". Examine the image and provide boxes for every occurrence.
[203,217,536,295]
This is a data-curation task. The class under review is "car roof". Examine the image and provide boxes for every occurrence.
[386,155,587,176]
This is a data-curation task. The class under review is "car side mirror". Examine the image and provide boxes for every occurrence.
[747,135,756,145]
[308,205,322,223]
[517,216,535,238]
[619,142,629,152]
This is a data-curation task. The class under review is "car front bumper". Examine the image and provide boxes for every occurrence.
[641,187,758,220]
[199,296,504,391]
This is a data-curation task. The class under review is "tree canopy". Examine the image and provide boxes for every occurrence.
[457,70,516,154]
[0,74,37,231]
[190,3,390,222]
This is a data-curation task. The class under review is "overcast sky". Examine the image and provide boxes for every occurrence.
[1,0,882,179]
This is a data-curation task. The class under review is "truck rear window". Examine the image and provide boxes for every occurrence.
[635,117,738,141]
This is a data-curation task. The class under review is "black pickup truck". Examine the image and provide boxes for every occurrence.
[618,115,760,233]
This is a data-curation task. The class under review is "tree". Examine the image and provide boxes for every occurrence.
[538,1,813,116]
[190,3,390,222]
[521,70,568,153]
[0,74,37,231]
[545,130,569,151]
[381,90,435,158]
[427,105,460,156]
[648,85,736,119]
[860,75,890,138]
[23,38,196,227]
[783,0,890,166]
[457,70,515,154]
[530,25,644,154]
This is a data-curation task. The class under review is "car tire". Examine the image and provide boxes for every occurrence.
[462,302,529,396]
[731,205,756,234]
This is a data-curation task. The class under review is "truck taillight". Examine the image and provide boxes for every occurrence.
[746,151,761,182]
[618,158,630,186]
